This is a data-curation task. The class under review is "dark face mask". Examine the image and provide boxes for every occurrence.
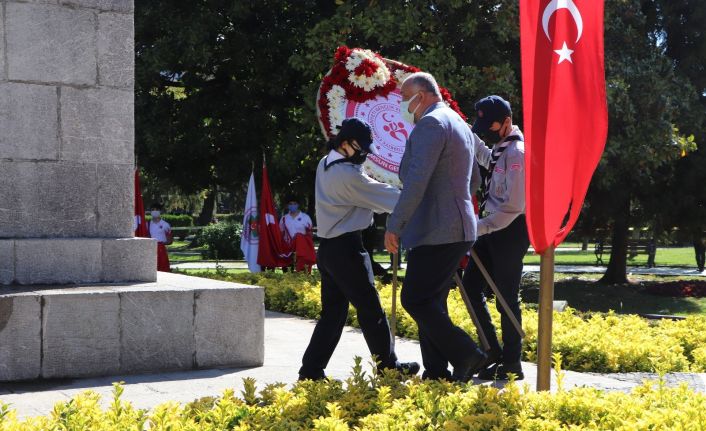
[480,130,502,144]
[348,149,368,165]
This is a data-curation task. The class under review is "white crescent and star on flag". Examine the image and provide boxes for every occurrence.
[542,0,583,64]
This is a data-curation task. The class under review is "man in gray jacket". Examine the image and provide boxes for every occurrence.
[385,72,487,382]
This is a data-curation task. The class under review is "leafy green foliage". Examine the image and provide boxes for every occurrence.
[145,214,194,227]
[4,372,706,430]
[197,222,244,260]
[188,271,706,373]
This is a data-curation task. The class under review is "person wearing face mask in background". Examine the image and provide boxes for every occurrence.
[280,196,316,273]
[385,72,486,382]
[298,117,420,381]
[148,205,173,272]
[461,95,530,381]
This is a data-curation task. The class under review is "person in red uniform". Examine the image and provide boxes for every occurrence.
[149,206,172,272]
[280,196,316,273]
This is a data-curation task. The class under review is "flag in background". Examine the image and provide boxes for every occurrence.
[521,0,608,253]
[240,172,261,273]
[134,169,149,238]
[257,163,292,268]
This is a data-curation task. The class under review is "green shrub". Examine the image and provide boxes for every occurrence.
[187,271,706,374]
[145,214,194,227]
[197,222,244,259]
[4,367,706,430]
[215,213,241,224]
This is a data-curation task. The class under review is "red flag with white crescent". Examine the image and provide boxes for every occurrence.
[257,163,292,268]
[521,0,608,253]
[134,169,149,238]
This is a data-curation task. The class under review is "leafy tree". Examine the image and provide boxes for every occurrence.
[590,0,699,283]
[135,1,333,223]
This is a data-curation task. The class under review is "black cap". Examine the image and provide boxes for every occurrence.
[337,118,376,154]
[471,95,512,134]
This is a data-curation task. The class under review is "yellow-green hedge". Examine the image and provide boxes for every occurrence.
[3,364,706,430]
[197,271,706,373]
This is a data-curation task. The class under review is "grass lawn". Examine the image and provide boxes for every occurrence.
[372,246,699,268]
[520,273,706,316]
[167,240,208,262]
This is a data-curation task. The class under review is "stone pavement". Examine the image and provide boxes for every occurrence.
[8,310,692,419]
[171,261,706,277]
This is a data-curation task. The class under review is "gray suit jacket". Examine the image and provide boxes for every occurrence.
[387,102,477,249]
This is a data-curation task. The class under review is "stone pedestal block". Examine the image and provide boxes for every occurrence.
[60,87,134,165]
[120,288,195,374]
[0,83,59,160]
[15,239,102,285]
[4,238,156,285]
[98,13,134,88]
[0,241,14,285]
[195,283,265,368]
[0,273,264,381]
[101,238,157,282]
[0,292,41,381]
[42,289,120,378]
[6,3,97,85]
[0,161,99,238]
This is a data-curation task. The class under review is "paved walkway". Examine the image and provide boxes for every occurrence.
[4,311,703,419]
[171,261,705,277]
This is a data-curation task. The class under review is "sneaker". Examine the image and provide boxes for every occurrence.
[477,362,524,381]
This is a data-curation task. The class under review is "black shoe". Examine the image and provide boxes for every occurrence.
[472,350,502,377]
[396,361,420,376]
[477,362,524,381]
[451,349,488,383]
[378,361,420,377]
[422,370,452,381]
[298,369,326,381]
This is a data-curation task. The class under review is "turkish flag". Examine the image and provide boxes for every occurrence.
[257,163,292,268]
[521,0,608,253]
[134,169,149,238]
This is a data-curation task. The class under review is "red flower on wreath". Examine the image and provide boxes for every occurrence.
[317,46,467,139]
[354,59,379,77]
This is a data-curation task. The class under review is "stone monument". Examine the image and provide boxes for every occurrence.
[0,0,264,381]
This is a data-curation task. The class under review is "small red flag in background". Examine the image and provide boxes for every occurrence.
[134,169,149,238]
[257,163,292,268]
[521,0,608,254]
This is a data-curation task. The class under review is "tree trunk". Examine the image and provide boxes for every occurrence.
[600,199,630,284]
[581,237,589,251]
[196,187,216,226]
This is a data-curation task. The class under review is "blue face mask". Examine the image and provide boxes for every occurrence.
[288,204,299,213]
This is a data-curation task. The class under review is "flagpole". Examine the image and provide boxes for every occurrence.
[536,245,555,391]
[390,252,398,348]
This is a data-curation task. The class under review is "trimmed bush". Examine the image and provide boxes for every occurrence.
[216,213,241,224]
[188,271,706,373]
[198,222,244,259]
[3,367,706,430]
[145,213,194,227]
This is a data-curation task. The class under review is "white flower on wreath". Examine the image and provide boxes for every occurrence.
[326,85,346,105]
[345,49,390,91]
[394,69,412,84]
[326,86,346,135]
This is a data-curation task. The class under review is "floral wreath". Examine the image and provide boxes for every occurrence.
[317,46,466,139]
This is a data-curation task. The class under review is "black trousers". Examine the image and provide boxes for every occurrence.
[401,241,476,379]
[299,231,397,378]
[462,215,530,365]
